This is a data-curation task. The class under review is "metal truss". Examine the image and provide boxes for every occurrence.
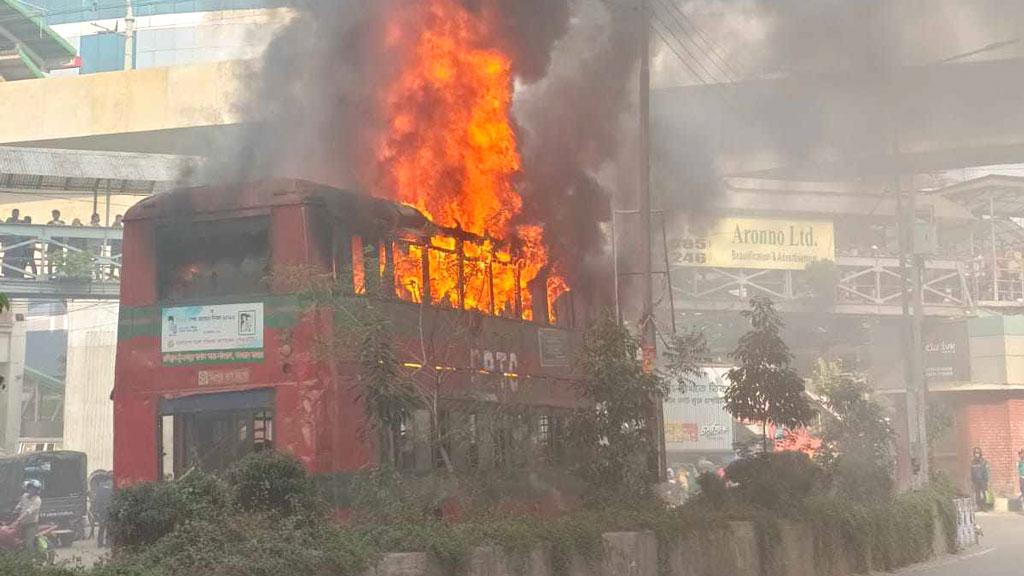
[671,256,972,316]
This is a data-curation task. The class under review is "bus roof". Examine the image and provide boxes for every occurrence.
[125,178,488,242]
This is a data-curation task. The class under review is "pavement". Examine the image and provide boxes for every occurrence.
[886,512,1024,576]
[53,535,107,569]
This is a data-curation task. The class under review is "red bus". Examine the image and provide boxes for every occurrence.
[113,179,586,493]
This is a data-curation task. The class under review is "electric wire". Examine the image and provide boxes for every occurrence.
[653,0,740,82]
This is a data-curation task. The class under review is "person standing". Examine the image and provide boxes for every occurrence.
[971,447,990,510]
[46,209,65,277]
[88,213,103,279]
[1018,449,1024,502]
[20,216,37,277]
[10,479,42,553]
[2,209,21,278]
[91,472,113,548]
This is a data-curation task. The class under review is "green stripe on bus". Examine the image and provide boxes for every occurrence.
[118,295,303,341]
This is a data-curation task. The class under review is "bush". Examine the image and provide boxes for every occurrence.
[224,451,324,517]
[695,471,727,505]
[107,471,230,549]
[725,452,823,513]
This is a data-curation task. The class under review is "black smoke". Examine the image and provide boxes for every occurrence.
[204,0,660,299]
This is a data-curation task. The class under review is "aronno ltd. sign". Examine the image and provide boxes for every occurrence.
[674,217,835,270]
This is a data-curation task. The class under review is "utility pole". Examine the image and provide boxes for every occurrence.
[637,0,664,479]
[885,0,928,487]
[124,0,135,71]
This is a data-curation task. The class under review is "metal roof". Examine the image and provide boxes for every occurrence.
[932,174,1024,217]
[0,146,202,195]
[0,0,76,80]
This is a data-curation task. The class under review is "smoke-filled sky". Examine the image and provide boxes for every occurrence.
[207,0,649,297]
[644,0,1024,191]
[204,0,1024,309]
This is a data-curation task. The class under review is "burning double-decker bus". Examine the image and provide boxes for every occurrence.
[113,179,585,490]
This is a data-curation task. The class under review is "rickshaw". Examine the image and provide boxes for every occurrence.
[87,470,113,544]
[0,451,88,547]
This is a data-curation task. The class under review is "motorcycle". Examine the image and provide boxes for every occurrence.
[0,523,59,564]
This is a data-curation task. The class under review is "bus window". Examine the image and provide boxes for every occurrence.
[393,241,424,303]
[157,218,269,301]
[492,260,518,318]
[428,242,459,309]
[350,236,366,295]
[463,259,492,314]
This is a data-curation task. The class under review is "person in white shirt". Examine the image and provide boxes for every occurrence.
[11,479,42,552]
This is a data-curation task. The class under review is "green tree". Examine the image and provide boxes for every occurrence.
[354,307,424,466]
[812,359,895,501]
[664,327,709,394]
[569,312,666,501]
[725,296,815,453]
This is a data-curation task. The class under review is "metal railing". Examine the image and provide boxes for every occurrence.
[0,223,122,299]
[671,256,972,316]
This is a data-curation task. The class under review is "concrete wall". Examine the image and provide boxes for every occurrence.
[0,60,244,145]
[62,300,118,472]
[0,304,28,454]
[363,515,951,576]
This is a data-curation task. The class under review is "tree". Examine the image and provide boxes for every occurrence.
[812,358,895,500]
[569,312,666,501]
[725,296,815,453]
[664,327,709,395]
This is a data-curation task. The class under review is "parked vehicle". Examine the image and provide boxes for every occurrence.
[0,451,87,547]
[0,522,59,563]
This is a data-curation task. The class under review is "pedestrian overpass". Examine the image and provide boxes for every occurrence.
[0,222,121,299]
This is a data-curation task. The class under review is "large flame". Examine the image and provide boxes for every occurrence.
[372,0,569,322]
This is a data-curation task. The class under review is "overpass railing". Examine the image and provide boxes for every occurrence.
[670,256,972,316]
[0,223,122,299]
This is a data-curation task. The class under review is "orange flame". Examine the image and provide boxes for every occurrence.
[373,0,568,322]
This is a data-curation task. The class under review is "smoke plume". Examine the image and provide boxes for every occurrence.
[207,0,648,294]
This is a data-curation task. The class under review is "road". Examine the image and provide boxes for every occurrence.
[54,535,106,568]
[890,513,1024,576]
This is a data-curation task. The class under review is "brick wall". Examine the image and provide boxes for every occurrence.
[953,392,1024,497]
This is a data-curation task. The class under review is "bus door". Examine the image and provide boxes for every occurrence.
[158,389,274,479]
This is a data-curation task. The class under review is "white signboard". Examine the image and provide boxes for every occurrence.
[161,303,264,366]
[663,367,735,453]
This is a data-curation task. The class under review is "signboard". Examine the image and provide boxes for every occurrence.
[924,321,970,383]
[674,217,835,270]
[538,328,571,368]
[161,303,264,366]
[663,367,735,453]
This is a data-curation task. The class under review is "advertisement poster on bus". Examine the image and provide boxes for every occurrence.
[161,303,264,366]
[663,367,735,453]
[673,217,835,270]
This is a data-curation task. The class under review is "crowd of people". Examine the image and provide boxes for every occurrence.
[0,209,123,279]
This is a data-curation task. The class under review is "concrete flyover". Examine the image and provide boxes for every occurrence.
[0,59,247,156]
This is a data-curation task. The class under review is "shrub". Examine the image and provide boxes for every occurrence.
[695,471,727,505]
[107,471,229,549]
[107,481,186,549]
[725,452,823,513]
[224,451,324,517]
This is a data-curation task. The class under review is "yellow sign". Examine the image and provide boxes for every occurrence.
[675,217,835,270]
